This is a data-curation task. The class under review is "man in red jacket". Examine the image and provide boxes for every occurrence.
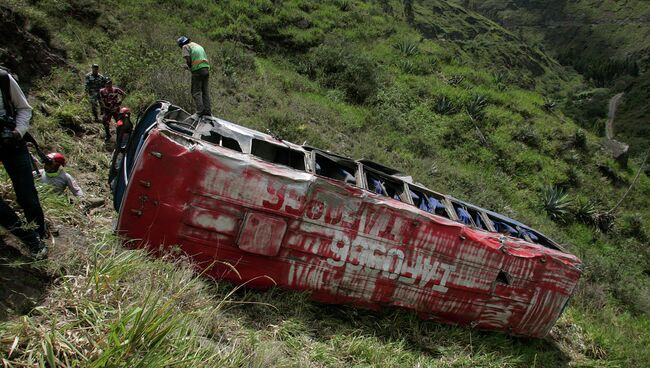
[99,79,126,142]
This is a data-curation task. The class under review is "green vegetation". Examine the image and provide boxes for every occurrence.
[461,0,650,156]
[1,0,649,366]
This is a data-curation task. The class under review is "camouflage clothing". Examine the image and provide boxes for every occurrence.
[85,72,107,98]
[85,72,107,121]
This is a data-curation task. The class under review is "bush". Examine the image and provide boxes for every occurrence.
[434,96,455,115]
[513,125,540,148]
[618,213,647,241]
[466,94,488,120]
[304,38,378,104]
[540,185,573,223]
[393,40,419,57]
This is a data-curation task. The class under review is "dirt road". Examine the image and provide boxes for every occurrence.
[606,92,624,139]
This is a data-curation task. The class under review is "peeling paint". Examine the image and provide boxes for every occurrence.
[117,125,582,338]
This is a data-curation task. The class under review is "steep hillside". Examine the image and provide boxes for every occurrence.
[460,0,650,155]
[1,0,649,366]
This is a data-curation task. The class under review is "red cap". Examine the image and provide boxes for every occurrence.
[46,152,66,166]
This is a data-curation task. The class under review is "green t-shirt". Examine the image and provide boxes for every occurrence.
[182,42,210,72]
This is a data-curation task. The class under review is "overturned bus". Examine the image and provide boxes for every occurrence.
[112,101,582,337]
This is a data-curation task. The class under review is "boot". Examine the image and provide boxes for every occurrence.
[104,125,112,142]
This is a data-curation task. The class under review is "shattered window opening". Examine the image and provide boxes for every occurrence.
[363,168,407,203]
[453,202,476,227]
[199,131,243,152]
[251,139,306,171]
[313,152,358,185]
[408,185,451,219]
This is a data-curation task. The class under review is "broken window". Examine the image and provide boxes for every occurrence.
[313,151,357,185]
[408,185,451,219]
[488,217,518,236]
[200,131,243,152]
[465,206,488,230]
[363,168,407,202]
[251,139,306,171]
[452,202,475,226]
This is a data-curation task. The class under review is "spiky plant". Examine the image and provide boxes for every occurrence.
[573,198,597,224]
[543,97,557,111]
[492,72,505,85]
[434,96,455,115]
[393,40,419,56]
[397,59,415,74]
[466,94,488,120]
[573,129,587,149]
[541,185,573,223]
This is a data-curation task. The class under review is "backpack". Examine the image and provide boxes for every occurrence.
[0,69,16,118]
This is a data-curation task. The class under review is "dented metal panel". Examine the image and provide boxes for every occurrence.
[116,104,582,338]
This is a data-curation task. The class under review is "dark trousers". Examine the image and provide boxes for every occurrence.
[101,108,119,138]
[0,142,45,249]
[191,68,211,116]
[89,95,100,121]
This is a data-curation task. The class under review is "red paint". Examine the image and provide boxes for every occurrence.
[117,128,582,338]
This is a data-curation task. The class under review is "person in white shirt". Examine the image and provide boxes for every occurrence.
[36,152,84,197]
[0,67,47,259]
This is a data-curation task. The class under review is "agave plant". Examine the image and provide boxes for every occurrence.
[466,94,488,120]
[543,97,557,111]
[573,198,597,224]
[397,59,415,74]
[393,40,419,57]
[540,185,573,223]
[434,96,455,115]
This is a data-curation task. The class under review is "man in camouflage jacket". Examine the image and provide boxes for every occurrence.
[84,64,107,122]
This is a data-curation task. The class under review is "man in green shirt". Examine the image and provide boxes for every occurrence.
[177,36,212,117]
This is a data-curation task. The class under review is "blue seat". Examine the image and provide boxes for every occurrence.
[369,177,386,196]
[336,167,356,184]
[493,221,517,235]
[456,207,472,225]
[475,214,484,229]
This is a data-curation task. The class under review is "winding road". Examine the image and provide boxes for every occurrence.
[606,92,624,139]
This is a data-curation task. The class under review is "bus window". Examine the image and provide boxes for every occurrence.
[465,207,487,230]
[200,131,243,152]
[364,170,407,202]
[314,152,357,185]
[455,205,473,226]
[251,139,305,171]
[408,186,451,219]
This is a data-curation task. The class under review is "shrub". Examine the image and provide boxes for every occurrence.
[591,211,616,233]
[304,39,378,104]
[434,96,455,115]
[466,94,488,120]
[618,213,647,241]
[491,72,506,90]
[543,97,556,111]
[393,40,419,57]
[513,126,540,148]
[397,59,415,74]
[573,198,597,224]
[540,185,573,223]
[446,75,464,86]
[573,129,588,150]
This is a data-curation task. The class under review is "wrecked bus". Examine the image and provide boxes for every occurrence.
[113,101,582,337]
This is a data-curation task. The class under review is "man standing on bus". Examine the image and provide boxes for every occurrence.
[177,36,211,117]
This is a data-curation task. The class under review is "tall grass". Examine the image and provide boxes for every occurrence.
[1,0,649,366]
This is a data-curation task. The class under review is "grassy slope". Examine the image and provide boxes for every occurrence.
[1,0,649,366]
[461,0,650,155]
